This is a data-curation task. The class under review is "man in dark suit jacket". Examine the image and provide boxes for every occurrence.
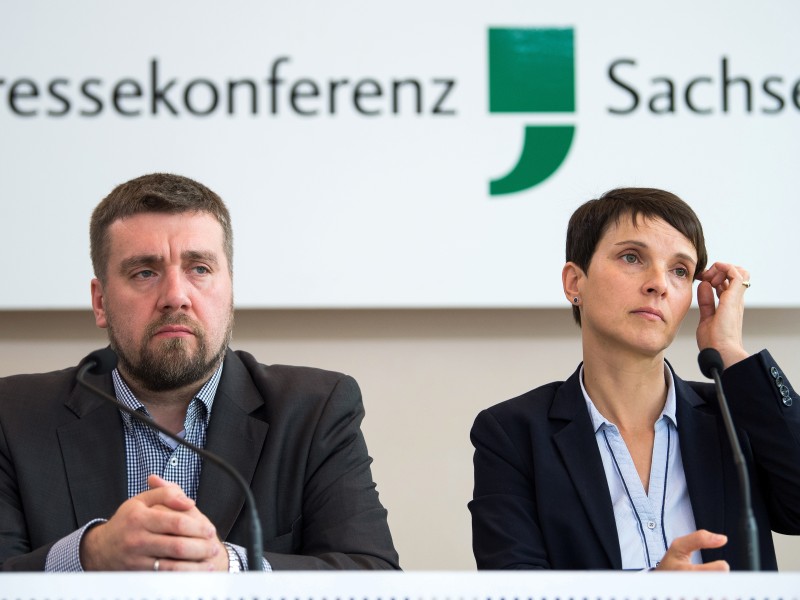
[470,351,800,571]
[0,173,399,572]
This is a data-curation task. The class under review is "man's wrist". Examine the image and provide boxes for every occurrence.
[77,519,107,571]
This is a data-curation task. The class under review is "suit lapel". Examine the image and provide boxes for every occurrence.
[58,372,127,526]
[674,375,726,558]
[196,351,269,537]
[551,368,622,568]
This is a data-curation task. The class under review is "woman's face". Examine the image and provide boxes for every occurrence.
[570,215,698,361]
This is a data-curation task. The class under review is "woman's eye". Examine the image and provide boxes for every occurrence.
[675,267,688,278]
[622,254,638,264]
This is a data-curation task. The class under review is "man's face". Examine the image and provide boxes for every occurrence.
[91,211,234,392]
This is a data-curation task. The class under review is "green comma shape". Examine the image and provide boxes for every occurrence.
[490,125,575,196]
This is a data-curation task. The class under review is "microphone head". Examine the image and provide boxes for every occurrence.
[698,347,724,379]
[83,348,118,375]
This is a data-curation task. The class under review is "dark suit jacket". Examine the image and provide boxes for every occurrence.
[469,350,800,570]
[0,349,399,571]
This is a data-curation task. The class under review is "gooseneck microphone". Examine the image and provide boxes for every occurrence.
[76,348,264,571]
[697,348,759,571]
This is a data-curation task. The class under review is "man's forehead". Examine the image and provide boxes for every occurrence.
[106,212,226,258]
[108,211,223,237]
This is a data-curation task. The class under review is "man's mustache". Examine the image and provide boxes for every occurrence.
[145,314,202,339]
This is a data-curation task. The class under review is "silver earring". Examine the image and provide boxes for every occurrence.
[573,297,579,304]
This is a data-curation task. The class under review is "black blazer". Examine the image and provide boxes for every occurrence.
[0,349,399,571]
[470,350,800,570]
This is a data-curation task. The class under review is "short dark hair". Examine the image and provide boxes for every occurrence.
[90,173,233,282]
[566,187,707,325]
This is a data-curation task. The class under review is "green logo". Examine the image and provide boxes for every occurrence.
[488,28,576,195]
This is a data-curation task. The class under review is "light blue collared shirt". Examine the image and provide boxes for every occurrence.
[580,363,700,569]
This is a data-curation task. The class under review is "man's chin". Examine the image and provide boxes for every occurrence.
[149,334,195,349]
[146,337,202,359]
[136,359,212,392]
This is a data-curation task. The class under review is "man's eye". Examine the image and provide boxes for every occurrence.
[135,270,155,279]
[193,266,210,275]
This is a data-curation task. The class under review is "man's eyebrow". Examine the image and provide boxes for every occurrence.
[183,250,219,265]
[119,255,162,273]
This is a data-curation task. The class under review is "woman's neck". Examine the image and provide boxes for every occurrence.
[581,351,668,432]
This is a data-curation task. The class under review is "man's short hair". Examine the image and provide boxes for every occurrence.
[90,173,233,282]
[566,187,708,326]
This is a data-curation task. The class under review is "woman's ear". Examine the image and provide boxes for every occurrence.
[562,262,584,305]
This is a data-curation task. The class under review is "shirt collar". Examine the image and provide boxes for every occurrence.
[111,361,224,427]
[579,362,678,433]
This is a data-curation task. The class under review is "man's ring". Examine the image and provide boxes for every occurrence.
[742,281,751,289]
[153,558,160,572]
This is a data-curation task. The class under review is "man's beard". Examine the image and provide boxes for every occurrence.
[108,312,232,392]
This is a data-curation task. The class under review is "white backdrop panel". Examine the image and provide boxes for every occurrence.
[1,1,797,308]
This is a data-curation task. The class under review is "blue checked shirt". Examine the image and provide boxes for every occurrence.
[44,363,270,572]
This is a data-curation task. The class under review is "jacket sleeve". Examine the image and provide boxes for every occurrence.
[469,408,549,569]
[0,416,52,570]
[0,374,68,571]
[262,374,400,570]
[722,349,800,534]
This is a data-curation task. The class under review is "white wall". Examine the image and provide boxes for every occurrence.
[1,307,798,570]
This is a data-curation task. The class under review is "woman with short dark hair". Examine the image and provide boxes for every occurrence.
[470,188,800,571]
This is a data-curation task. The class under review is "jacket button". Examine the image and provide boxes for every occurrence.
[783,396,793,407]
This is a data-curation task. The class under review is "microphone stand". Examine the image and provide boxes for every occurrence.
[698,348,760,571]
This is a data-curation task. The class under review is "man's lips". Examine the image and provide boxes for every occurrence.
[631,307,665,321]
[153,325,195,337]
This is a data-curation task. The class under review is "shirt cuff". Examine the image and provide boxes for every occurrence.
[226,541,272,572]
[44,519,107,572]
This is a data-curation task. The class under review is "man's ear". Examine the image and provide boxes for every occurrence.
[91,278,109,329]
[562,262,585,304]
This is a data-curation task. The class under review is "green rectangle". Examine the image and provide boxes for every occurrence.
[489,28,575,113]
